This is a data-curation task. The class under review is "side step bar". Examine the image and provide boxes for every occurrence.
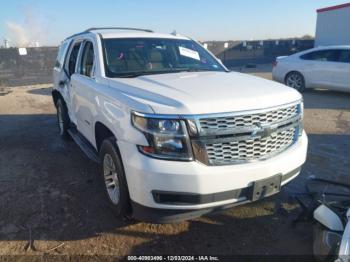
[67,128,100,163]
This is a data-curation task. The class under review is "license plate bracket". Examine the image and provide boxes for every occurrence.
[251,174,282,202]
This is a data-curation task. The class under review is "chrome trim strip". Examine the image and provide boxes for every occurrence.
[193,120,300,144]
[131,99,302,120]
[196,114,301,137]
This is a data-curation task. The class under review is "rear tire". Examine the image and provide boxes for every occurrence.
[285,72,306,92]
[56,98,70,139]
[99,137,131,218]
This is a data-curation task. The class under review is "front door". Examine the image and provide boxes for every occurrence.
[70,40,97,145]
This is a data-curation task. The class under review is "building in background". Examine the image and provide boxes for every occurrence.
[315,3,350,46]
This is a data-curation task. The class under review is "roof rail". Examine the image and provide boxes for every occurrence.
[84,27,154,33]
[64,27,154,41]
[64,32,85,41]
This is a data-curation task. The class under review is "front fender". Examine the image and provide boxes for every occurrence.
[92,86,152,148]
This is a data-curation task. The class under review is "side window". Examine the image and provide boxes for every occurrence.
[80,41,95,77]
[67,42,82,76]
[300,50,339,62]
[54,41,69,69]
[338,50,350,63]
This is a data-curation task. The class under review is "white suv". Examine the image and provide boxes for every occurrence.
[52,27,308,223]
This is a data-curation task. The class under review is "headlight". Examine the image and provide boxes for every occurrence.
[131,112,193,161]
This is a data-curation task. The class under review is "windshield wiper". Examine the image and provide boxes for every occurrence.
[116,71,155,78]
[115,68,216,78]
[116,70,179,78]
[186,68,211,72]
[171,68,215,73]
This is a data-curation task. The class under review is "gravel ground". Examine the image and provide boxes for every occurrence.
[0,72,349,259]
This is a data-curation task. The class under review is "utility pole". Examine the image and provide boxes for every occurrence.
[4,39,10,48]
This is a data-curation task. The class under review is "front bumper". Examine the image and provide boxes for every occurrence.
[118,131,308,221]
[131,167,301,223]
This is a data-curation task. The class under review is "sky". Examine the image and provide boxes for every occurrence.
[0,0,348,46]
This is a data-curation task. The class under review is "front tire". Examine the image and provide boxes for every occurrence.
[313,223,340,262]
[285,72,306,92]
[99,137,131,218]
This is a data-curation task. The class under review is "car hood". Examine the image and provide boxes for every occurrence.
[107,71,302,115]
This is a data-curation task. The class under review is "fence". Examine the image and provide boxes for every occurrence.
[0,39,315,87]
[206,39,314,67]
[0,47,57,87]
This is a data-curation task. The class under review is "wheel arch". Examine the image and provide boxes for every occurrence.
[52,90,64,108]
[95,121,116,152]
[284,70,305,84]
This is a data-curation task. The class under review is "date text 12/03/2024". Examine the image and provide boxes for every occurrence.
[127,256,220,261]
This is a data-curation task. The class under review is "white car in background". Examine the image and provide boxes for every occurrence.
[272,46,350,92]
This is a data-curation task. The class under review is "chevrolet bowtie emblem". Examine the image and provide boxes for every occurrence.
[251,123,278,138]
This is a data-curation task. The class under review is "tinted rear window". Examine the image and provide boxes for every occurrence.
[300,50,339,62]
[338,50,350,63]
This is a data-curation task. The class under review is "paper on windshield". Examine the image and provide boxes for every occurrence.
[179,46,200,60]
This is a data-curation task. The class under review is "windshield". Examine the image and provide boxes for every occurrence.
[102,38,226,77]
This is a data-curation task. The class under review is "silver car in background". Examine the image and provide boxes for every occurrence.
[272,46,350,92]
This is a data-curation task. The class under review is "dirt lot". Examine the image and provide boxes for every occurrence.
[0,72,350,260]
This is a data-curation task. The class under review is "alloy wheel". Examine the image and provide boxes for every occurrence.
[103,153,120,205]
[286,73,303,91]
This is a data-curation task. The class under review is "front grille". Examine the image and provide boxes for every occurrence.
[191,103,302,166]
[205,127,297,165]
[199,104,298,131]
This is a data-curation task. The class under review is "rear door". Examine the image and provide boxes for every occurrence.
[300,50,339,89]
[334,49,350,91]
[53,40,70,90]
[62,41,83,124]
